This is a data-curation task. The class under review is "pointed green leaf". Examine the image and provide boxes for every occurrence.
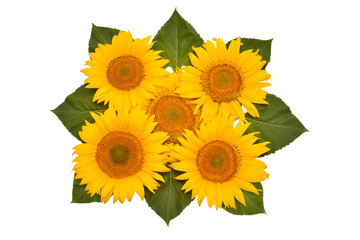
[145,169,192,225]
[223,182,265,215]
[71,175,101,203]
[245,94,308,155]
[152,9,203,71]
[88,24,120,53]
[51,84,107,141]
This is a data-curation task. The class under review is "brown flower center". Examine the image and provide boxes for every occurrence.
[201,63,243,102]
[197,140,238,182]
[96,131,143,178]
[107,55,145,90]
[152,95,196,144]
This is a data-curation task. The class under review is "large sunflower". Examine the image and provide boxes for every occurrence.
[72,107,169,203]
[82,31,169,108]
[176,38,271,122]
[171,114,270,210]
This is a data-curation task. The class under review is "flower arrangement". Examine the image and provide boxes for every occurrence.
[52,9,307,225]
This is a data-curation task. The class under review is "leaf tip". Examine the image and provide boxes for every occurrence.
[173,8,179,15]
[165,219,171,226]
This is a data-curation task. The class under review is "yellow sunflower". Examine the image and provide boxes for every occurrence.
[145,73,201,144]
[72,106,169,203]
[171,114,270,210]
[176,38,271,122]
[144,72,202,163]
[82,31,169,108]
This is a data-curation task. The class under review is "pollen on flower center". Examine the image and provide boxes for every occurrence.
[96,131,143,178]
[196,140,238,182]
[110,145,130,164]
[201,63,243,102]
[211,154,224,168]
[107,55,145,90]
[166,108,183,122]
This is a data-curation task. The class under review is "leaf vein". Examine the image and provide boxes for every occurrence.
[246,117,305,130]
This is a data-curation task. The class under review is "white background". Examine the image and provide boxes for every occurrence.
[1,0,359,239]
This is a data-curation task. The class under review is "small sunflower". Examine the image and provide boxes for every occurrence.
[176,38,271,122]
[144,73,202,164]
[145,73,202,145]
[82,31,169,108]
[72,106,169,203]
[171,114,270,210]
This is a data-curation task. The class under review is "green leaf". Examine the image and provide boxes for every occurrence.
[226,38,273,68]
[71,175,101,203]
[245,94,308,156]
[145,169,192,225]
[51,84,108,141]
[223,182,265,215]
[152,9,203,71]
[88,24,120,53]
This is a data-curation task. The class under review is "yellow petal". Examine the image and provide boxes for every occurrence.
[233,177,259,194]
[238,96,259,118]
[189,52,205,70]
[206,182,217,208]
[194,46,211,67]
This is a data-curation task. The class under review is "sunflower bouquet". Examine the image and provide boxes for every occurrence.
[52,10,306,225]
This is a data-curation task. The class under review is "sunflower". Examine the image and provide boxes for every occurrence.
[144,73,202,164]
[171,114,270,210]
[72,106,169,203]
[176,38,271,122]
[145,73,201,145]
[82,31,169,108]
